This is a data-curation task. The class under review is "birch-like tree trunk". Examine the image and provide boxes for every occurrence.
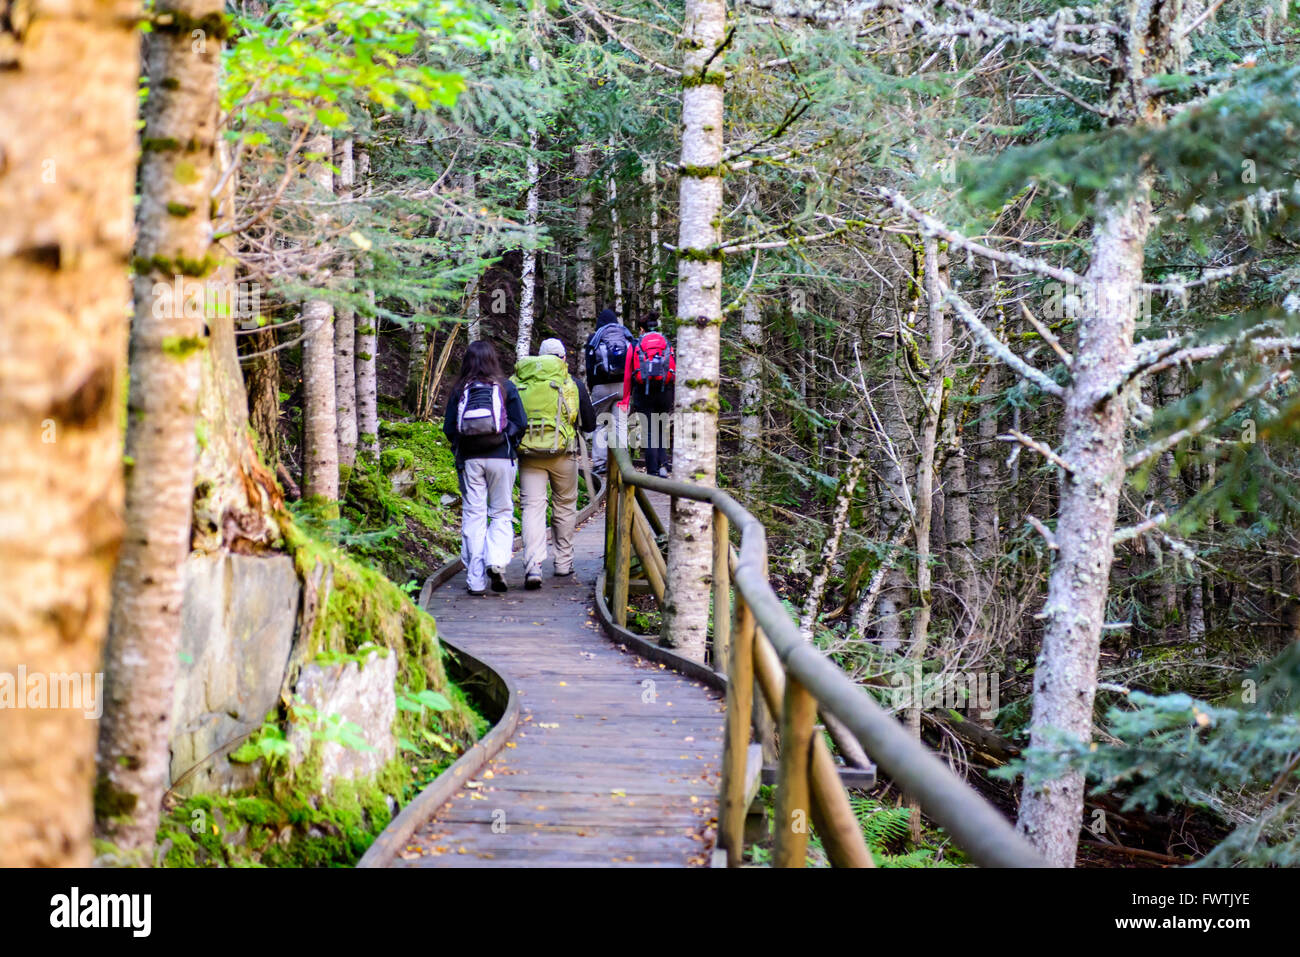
[516,82,541,359]
[302,132,339,503]
[333,137,358,470]
[608,135,624,320]
[906,237,946,842]
[1017,182,1153,867]
[0,0,137,867]
[574,147,597,347]
[95,1,223,855]
[405,323,428,409]
[355,147,379,457]
[661,0,727,662]
[739,297,763,494]
[644,158,664,316]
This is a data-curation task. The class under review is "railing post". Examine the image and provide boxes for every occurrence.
[612,477,634,627]
[772,674,816,867]
[752,629,874,868]
[711,510,730,672]
[604,463,619,605]
[719,571,755,867]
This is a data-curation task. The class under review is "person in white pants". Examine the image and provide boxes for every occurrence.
[460,458,518,593]
[442,340,528,595]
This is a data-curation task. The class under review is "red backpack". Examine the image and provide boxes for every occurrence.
[631,332,675,390]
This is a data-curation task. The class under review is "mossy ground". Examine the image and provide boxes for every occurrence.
[145,504,486,868]
[337,419,463,584]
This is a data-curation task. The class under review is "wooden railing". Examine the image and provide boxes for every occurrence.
[602,443,1045,868]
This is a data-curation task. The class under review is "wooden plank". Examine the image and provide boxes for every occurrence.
[371,503,726,869]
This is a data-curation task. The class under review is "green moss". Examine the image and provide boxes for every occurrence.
[380,448,414,473]
[165,201,196,217]
[173,160,200,185]
[153,504,487,868]
[154,758,410,868]
[334,420,463,579]
[130,253,221,278]
[162,334,206,359]
[142,137,181,152]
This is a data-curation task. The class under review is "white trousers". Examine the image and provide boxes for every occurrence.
[461,457,517,591]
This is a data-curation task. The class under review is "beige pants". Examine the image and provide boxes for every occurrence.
[520,452,578,576]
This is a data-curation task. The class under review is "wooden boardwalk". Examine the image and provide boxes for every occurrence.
[391,506,724,868]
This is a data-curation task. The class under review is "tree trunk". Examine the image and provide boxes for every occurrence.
[191,88,283,556]
[352,146,379,459]
[0,0,137,867]
[461,172,484,343]
[608,135,624,321]
[1017,182,1153,868]
[245,327,282,473]
[906,237,946,842]
[302,132,339,503]
[873,246,923,650]
[739,297,763,495]
[333,137,358,470]
[516,88,541,359]
[574,147,597,347]
[644,157,664,316]
[661,0,727,663]
[94,1,224,855]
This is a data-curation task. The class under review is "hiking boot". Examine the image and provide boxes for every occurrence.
[487,566,508,593]
[554,566,574,578]
[525,573,543,590]
[467,585,487,596]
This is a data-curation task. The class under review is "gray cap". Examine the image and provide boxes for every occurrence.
[539,338,566,358]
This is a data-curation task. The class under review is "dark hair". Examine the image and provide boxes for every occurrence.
[453,339,505,396]
[639,310,660,331]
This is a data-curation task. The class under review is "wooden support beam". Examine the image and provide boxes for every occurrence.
[753,629,875,868]
[719,590,756,867]
[712,510,731,672]
[773,674,816,867]
[604,466,619,604]
[631,507,665,605]
[612,478,634,627]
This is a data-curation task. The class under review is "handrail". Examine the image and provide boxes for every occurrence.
[605,443,1045,868]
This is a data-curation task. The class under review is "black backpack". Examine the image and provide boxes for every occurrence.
[586,323,633,385]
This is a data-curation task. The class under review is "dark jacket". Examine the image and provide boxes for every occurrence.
[443,378,528,465]
[585,309,634,385]
[575,378,598,434]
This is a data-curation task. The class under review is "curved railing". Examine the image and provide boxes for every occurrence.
[604,443,1044,868]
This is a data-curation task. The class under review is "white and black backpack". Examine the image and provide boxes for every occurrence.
[456,380,508,453]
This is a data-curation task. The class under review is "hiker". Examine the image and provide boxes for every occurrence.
[621,311,676,478]
[512,338,597,589]
[442,340,527,595]
[584,306,634,476]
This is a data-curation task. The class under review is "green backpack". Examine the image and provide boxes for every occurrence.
[511,355,580,457]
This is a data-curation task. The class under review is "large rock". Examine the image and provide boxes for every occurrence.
[169,552,300,796]
[288,650,398,784]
